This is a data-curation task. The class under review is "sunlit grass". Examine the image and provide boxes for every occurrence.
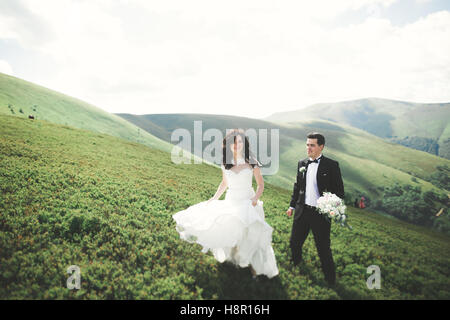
[1,114,449,299]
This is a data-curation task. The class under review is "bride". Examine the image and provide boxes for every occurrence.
[172,129,279,279]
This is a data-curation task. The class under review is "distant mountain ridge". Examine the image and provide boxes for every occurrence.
[265,98,450,159]
[0,71,447,233]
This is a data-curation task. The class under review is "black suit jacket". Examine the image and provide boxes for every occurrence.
[290,155,344,220]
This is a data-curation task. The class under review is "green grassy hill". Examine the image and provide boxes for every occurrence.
[0,72,173,154]
[2,114,448,299]
[265,98,450,159]
[115,113,449,201]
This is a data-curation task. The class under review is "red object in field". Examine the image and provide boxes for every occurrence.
[359,197,366,209]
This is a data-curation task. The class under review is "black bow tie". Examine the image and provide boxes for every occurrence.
[307,157,322,165]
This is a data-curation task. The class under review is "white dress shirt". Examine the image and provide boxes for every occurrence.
[305,154,322,207]
[289,154,322,210]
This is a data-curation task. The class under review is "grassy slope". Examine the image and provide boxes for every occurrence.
[265,98,450,158]
[265,98,450,140]
[115,113,449,200]
[392,104,450,144]
[0,72,172,154]
[1,114,449,299]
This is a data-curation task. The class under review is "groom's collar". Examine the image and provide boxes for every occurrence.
[302,154,325,165]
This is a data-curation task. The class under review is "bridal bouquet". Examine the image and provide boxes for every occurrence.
[316,192,352,230]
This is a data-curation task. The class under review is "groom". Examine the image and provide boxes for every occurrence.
[286,132,344,287]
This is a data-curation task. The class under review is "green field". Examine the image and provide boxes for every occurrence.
[0,72,173,154]
[1,114,449,299]
[1,70,448,234]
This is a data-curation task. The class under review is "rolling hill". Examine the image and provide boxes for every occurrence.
[264,98,450,159]
[1,113,449,299]
[115,113,449,200]
[0,72,173,154]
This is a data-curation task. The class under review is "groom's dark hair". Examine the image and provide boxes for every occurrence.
[307,132,325,146]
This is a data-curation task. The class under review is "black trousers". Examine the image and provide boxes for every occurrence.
[290,206,336,285]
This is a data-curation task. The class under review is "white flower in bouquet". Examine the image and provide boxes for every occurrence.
[316,192,352,230]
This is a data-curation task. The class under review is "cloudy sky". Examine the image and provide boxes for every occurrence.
[1,0,449,118]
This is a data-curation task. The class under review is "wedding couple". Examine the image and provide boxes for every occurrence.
[172,130,344,286]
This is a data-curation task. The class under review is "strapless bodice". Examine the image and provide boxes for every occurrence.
[222,166,255,201]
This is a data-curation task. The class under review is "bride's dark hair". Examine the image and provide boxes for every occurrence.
[222,129,261,170]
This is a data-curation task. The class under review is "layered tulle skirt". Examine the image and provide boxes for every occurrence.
[172,197,279,278]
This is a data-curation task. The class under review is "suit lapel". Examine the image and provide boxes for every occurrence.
[300,158,308,189]
[316,156,324,180]
[316,155,326,193]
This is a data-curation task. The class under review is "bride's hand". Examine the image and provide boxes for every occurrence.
[251,197,258,206]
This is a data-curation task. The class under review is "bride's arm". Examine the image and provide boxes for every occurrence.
[209,169,228,201]
[251,166,264,204]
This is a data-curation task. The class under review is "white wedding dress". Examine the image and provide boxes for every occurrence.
[172,162,279,279]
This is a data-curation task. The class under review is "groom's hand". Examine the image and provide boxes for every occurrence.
[286,208,293,217]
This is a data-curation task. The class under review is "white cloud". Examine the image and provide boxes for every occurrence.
[0,0,449,118]
[320,11,450,103]
[0,60,13,75]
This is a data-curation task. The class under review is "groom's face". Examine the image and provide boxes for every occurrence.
[306,138,324,159]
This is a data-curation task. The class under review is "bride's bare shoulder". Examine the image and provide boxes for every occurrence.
[252,165,262,175]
